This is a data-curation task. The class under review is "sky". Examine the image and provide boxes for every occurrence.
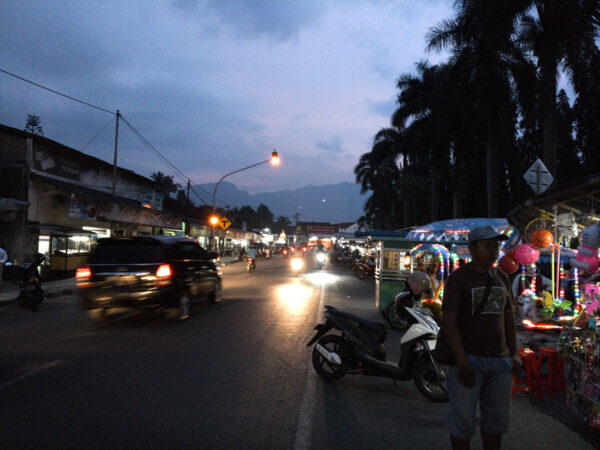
[1,0,454,203]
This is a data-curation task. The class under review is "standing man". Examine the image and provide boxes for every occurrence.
[0,245,7,290]
[442,225,523,450]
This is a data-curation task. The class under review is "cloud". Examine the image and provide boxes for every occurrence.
[316,134,345,154]
[368,97,397,117]
[174,0,324,41]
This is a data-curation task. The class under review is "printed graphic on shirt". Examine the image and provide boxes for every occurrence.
[471,286,507,315]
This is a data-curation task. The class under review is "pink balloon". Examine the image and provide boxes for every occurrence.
[513,243,540,265]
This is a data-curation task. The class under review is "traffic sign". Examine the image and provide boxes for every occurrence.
[524,158,554,195]
[218,216,231,230]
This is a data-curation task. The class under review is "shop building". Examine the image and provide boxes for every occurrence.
[0,124,209,271]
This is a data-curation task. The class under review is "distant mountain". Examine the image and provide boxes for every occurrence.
[194,181,366,223]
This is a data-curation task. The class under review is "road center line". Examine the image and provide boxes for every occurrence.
[1,360,63,389]
[294,281,326,450]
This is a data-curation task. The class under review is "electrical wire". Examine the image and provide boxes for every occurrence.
[80,116,115,152]
[120,115,229,207]
[2,68,227,208]
[0,68,116,115]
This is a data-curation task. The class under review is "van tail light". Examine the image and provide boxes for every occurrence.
[156,264,172,278]
[76,267,91,279]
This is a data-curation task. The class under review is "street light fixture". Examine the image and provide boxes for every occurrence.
[210,149,280,250]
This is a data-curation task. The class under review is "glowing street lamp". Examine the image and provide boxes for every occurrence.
[210,149,280,251]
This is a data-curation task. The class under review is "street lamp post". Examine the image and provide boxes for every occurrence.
[210,150,279,251]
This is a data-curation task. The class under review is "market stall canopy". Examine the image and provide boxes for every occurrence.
[410,243,450,258]
[407,218,509,243]
[507,173,600,234]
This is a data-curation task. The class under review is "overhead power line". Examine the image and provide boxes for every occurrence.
[80,116,115,152]
[0,68,116,115]
[2,68,226,208]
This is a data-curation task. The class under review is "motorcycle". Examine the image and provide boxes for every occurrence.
[352,259,374,280]
[291,257,304,276]
[307,304,448,402]
[315,251,326,270]
[17,253,49,311]
[246,257,256,272]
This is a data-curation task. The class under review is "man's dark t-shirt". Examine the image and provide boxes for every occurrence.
[442,264,514,357]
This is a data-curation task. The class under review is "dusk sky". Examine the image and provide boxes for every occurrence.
[1,0,453,202]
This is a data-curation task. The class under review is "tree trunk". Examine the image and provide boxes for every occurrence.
[540,52,558,177]
[486,119,499,217]
[430,161,439,221]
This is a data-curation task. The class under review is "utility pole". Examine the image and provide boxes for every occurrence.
[186,179,191,204]
[112,110,120,198]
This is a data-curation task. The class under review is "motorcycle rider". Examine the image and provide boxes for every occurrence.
[246,246,258,268]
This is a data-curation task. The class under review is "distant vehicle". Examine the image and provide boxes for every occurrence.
[76,236,222,322]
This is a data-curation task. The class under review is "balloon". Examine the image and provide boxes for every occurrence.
[502,229,522,252]
[504,248,517,260]
[530,228,553,249]
[513,244,540,265]
[498,255,519,274]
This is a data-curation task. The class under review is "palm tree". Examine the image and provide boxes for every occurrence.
[427,0,533,216]
[519,0,600,175]
[150,171,181,197]
[354,128,402,229]
[24,114,44,135]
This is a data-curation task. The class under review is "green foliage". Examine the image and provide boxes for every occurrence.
[357,0,600,228]
[24,114,44,136]
[150,171,181,197]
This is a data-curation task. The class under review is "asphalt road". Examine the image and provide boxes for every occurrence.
[1,256,599,449]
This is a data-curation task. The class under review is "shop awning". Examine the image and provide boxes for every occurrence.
[507,173,600,233]
[38,223,97,236]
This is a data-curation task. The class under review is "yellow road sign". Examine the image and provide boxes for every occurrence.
[219,216,231,230]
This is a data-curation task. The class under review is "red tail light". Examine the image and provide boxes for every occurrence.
[76,267,91,278]
[283,249,288,255]
[156,264,172,278]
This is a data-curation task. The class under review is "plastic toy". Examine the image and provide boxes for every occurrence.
[571,222,600,274]
[513,243,540,265]
[498,255,518,274]
[530,228,554,249]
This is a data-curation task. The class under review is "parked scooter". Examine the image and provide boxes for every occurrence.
[384,271,435,330]
[17,253,49,311]
[307,272,447,402]
[246,257,256,272]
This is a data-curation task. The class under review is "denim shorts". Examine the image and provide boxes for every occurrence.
[446,353,513,439]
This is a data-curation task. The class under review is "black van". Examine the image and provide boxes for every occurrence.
[77,236,222,322]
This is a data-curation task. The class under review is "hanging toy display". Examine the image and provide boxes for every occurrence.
[530,228,554,250]
[513,243,540,266]
[498,254,519,274]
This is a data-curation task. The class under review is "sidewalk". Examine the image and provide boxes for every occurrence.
[0,277,77,305]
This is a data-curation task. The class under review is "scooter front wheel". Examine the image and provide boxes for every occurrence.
[385,303,408,330]
[413,354,448,403]
[312,334,345,381]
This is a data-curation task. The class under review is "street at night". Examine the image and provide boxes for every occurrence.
[1,257,598,449]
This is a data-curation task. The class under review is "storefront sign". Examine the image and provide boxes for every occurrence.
[307,225,335,234]
[141,190,164,210]
[98,204,181,228]
[68,194,97,220]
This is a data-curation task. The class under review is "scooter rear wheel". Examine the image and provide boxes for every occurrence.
[312,334,345,381]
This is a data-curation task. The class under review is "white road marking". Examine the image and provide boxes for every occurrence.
[294,282,326,450]
[1,360,63,389]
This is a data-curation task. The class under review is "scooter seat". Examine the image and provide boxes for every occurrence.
[325,305,387,334]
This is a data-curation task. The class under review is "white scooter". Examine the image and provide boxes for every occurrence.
[307,303,448,402]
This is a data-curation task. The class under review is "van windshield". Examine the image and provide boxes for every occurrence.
[89,239,166,264]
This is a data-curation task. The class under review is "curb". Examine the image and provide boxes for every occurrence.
[0,288,75,306]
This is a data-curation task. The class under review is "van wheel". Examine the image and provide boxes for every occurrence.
[86,308,107,323]
[166,293,190,321]
[209,281,222,304]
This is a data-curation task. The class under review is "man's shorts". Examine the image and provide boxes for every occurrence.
[446,353,513,439]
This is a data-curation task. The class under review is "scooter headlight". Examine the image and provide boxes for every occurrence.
[316,253,326,263]
[291,258,304,271]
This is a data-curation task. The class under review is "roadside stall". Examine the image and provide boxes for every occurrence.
[41,224,97,272]
[507,173,600,332]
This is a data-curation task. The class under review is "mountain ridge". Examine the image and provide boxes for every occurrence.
[194,181,366,223]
